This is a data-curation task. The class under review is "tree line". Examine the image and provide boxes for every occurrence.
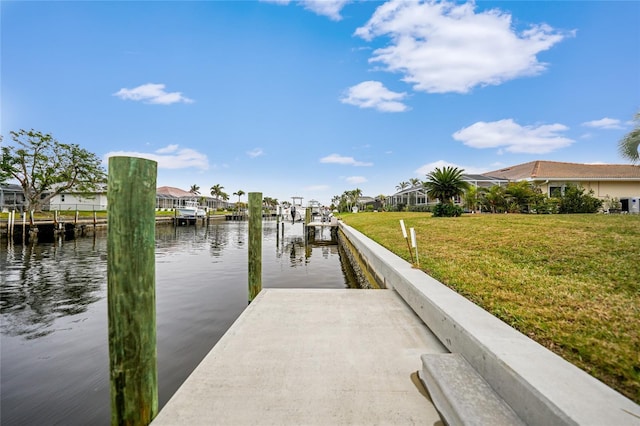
[1,116,638,213]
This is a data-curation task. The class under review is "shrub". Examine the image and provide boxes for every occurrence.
[408,204,432,212]
[558,184,603,213]
[432,203,463,217]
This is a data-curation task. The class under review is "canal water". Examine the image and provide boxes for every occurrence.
[0,220,358,425]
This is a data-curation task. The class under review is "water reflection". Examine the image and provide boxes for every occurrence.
[1,237,106,339]
[0,220,355,425]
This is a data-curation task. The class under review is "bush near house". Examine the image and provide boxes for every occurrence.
[342,212,640,404]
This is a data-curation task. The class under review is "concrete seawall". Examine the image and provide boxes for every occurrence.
[338,222,639,425]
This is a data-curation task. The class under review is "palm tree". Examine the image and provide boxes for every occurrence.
[233,189,245,208]
[396,181,409,191]
[480,185,507,213]
[395,181,410,209]
[423,166,469,204]
[409,178,422,206]
[263,197,278,209]
[619,112,640,164]
[463,185,479,212]
[506,181,535,213]
[233,190,245,204]
[189,184,200,196]
[353,188,363,210]
[331,195,341,210]
[210,184,224,209]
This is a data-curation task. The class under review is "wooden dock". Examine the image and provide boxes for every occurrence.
[305,220,339,241]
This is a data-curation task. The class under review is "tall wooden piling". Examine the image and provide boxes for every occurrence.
[248,192,262,302]
[107,156,158,426]
[8,210,14,238]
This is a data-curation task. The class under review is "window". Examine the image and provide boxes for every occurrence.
[549,186,562,197]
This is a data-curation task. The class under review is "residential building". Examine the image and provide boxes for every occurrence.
[0,184,26,212]
[48,187,108,211]
[485,161,640,213]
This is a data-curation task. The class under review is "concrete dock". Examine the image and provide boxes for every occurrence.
[152,222,640,425]
[152,288,448,425]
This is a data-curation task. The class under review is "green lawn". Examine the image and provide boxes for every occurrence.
[341,212,640,403]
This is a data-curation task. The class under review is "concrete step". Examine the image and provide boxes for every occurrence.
[419,353,525,426]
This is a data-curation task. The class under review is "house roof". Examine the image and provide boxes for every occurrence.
[0,183,24,192]
[156,186,195,198]
[462,174,509,184]
[485,161,640,181]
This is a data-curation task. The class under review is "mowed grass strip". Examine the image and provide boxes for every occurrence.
[341,212,640,403]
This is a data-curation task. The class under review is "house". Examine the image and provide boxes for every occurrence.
[156,186,225,211]
[484,160,640,212]
[387,174,509,210]
[48,186,108,211]
[0,183,26,212]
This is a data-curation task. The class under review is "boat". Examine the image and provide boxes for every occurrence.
[307,199,326,222]
[283,196,305,223]
[177,199,206,219]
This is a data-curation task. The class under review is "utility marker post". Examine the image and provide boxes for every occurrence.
[107,156,158,426]
[248,192,262,303]
[399,219,414,264]
[410,227,419,267]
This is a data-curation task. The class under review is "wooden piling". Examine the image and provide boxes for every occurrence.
[107,156,158,426]
[8,210,14,238]
[248,192,262,303]
[276,209,280,247]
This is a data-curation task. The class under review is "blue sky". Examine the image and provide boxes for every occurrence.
[2,1,639,206]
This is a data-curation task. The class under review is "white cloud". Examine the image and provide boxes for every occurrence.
[300,0,349,21]
[581,117,624,130]
[320,153,373,166]
[155,144,179,154]
[340,81,408,112]
[262,0,349,20]
[452,119,574,154]
[355,0,571,94]
[247,148,264,158]
[113,83,194,105]
[104,145,208,170]
[346,176,368,184]
[415,160,488,176]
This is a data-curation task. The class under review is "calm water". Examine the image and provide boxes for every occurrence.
[0,220,356,425]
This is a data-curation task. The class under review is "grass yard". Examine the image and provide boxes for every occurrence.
[340,212,640,403]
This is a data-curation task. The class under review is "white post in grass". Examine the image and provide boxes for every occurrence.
[410,227,419,267]
[400,219,414,264]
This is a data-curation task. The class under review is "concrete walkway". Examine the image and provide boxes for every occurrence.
[152,288,448,425]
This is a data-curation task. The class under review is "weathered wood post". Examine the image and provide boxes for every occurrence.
[22,212,26,243]
[276,206,280,246]
[107,156,158,426]
[248,192,262,303]
[8,210,14,238]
